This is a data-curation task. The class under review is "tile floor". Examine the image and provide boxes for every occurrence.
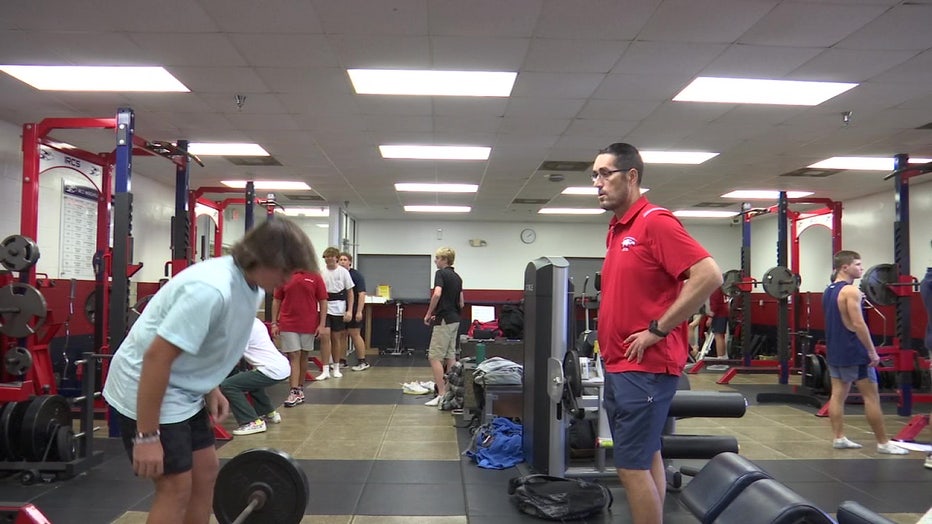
[1,353,930,523]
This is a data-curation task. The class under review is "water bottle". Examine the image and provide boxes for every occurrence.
[476,342,486,363]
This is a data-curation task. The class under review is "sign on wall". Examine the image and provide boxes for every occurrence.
[59,182,99,279]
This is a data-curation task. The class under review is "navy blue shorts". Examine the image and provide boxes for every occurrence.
[710,316,728,334]
[118,408,215,475]
[603,372,679,470]
[828,364,876,383]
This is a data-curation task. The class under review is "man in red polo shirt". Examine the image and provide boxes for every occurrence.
[593,143,723,524]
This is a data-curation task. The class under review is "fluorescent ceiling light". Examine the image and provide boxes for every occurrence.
[562,187,649,195]
[808,156,932,171]
[673,77,857,106]
[316,223,329,228]
[188,143,269,156]
[721,190,814,199]
[673,210,739,218]
[404,205,471,213]
[348,69,516,97]
[395,183,478,193]
[281,207,329,217]
[640,151,718,164]
[380,145,490,160]
[538,208,606,215]
[220,180,311,191]
[0,65,189,92]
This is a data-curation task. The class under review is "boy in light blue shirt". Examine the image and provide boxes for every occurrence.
[103,217,317,524]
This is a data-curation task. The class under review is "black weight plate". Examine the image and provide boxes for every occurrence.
[55,426,76,462]
[84,290,96,324]
[0,283,48,338]
[722,269,743,298]
[562,350,583,397]
[4,346,33,375]
[0,402,16,460]
[2,399,33,461]
[20,395,71,461]
[0,235,40,272]
[762,266,800,299]
[213,448,309,524]
[860,263,898,306]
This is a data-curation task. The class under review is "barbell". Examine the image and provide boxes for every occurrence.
[213,448,309,524]
[721,266,801,300]
[859,263,916,306]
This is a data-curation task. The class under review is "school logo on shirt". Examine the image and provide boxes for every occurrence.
[621,236,637,251]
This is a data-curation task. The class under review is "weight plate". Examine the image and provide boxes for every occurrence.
[20,395,72,462]
[84,290,96,324]
[0,283,48,338]
[2,399,33,461]
[55,426,76,462]
[546,358,564,404]
[860,263,898,306]
[0,235,40,272]
[762,266,800,299]
[721,269,744,298]
[805,354,824,390]
[213,448,309,524]
[0,402,16,460]
[562,350,583,398]
[4,346,33,375]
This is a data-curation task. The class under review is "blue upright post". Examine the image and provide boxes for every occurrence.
[109,107,135,437]
[171,140,190,266]
[741,202,752,366]
[776,192,789,384]
[893,153,912,416]
[245,181,255,232]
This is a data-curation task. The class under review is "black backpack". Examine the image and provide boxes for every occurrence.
[499,304,524,339]
[508,474,613,520]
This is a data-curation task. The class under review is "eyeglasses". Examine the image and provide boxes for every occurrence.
[590,167,625,182]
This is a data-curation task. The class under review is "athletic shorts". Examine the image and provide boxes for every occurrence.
[710,316,728,334]
[118,408,214,475]
[326,314,346,332]
[428,320,459,360]
[346,314,364,329]
[828,364,877,383]
[603,371,679,470]
[280,332,315,352]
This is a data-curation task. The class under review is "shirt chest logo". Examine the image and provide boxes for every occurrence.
[620,236,637,251]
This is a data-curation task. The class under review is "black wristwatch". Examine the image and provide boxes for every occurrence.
[648,320,669,338]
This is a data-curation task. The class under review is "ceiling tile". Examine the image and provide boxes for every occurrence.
[505,98,586,119]
[872,49,932,84]
[738,2,888,48]
[128,33,247,67]
[429,36,530,70]
[577,99,661,121]
[638,0,776,44]
[169,67,269,93]
[312,0,429,35]
[790,48,919,83]
[562,119,640,138]
[363,115,433,134]
[228,34,339,68]
[836,4,932,50]
[535,0,660,40]
[327,35,430,69]
[198,0,324,33]
[592,74,688,101]
[433,98,509,117]
[611,41,728,77]
[428,0,542,37]
[278,94,359,118]
[499,116,571,135]
[512,72,604,98]
[434,115,502,134]
[355,96,433,116]
[522,38,628,73]
[700,44,824,78]
[3,0,216,32]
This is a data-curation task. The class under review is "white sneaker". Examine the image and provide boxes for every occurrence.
[316,369,330,381]
[877,441,909,455]
[351,362,371,371]
[262,411,282,424]
[424,396,441,407]
[232,419,267,436]
[833,437,863,449]
[925,455,932,469]
[331,363,343,378]
[402,382,430,395]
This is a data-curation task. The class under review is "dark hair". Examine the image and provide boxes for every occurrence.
[599,142,644,184]
[231,217,317,273]
[832,250,860,270]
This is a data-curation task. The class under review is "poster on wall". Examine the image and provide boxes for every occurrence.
[59,182,99,280]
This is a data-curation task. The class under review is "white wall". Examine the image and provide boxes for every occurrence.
[220,208,331,261]
[0,121,23,234]
[357,219,740,290]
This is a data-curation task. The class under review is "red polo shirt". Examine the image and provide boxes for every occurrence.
[598,197,711,375]
[709,287,729,317]
[274,270,327,333]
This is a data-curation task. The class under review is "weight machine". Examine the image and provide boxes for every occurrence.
[692,194,842,387]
